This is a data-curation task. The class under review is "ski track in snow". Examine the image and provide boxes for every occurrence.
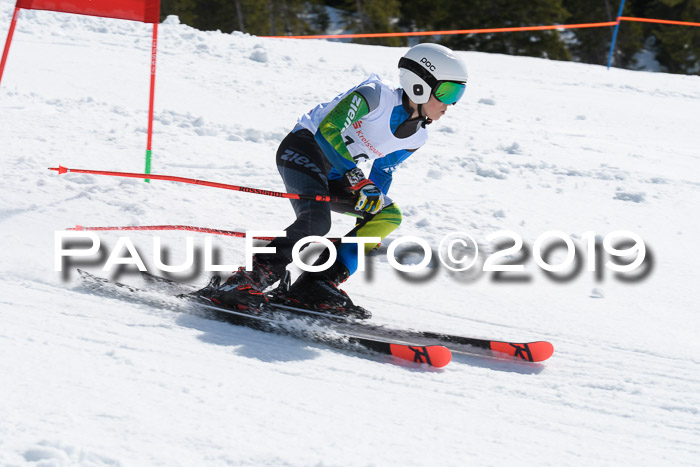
[1,2,699,465]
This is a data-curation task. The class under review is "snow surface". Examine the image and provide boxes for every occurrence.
[1,2,700,465]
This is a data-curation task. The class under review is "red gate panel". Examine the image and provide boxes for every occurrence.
[16,0,160,24]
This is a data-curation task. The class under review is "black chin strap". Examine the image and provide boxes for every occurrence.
[417,104,432,127]
[401,91,432,128]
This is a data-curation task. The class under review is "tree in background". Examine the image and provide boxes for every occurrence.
[160,0,321,36]
[160,0,699,74]
[643,0,700,73]
[331,0,404,46]
[564,0,644,68]
[396,0,446,43]
[399,0,572,60]
[161,0,197,27]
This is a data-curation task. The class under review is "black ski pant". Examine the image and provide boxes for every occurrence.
[266,129,402,278]
[266,129,354,264]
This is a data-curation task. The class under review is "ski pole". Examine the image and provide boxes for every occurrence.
[68,224,274,240]
[49,166,354,204]
[68,224,343,243]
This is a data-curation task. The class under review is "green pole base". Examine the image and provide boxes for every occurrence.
[144,149,152,183]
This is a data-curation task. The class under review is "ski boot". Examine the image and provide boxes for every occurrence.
[197,254,286,312]
[268,261,371,320]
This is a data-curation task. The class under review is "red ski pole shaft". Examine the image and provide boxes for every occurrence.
[68,224,342,243]
[49,166,353,204]
[68,224,273,240]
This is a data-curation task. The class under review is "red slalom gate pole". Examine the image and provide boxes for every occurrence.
[0,6,21,87]
[49,165,354,204]
[144,22,158,182]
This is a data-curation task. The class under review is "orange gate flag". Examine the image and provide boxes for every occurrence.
[15,0,160,23]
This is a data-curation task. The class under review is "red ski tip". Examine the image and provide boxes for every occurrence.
[49,166,69,174]
[490,341,554,362]
[390,344,452,368]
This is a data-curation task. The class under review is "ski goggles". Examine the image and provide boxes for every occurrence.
[433,81,466,105]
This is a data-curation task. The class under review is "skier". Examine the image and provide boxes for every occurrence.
[202,43,468,317]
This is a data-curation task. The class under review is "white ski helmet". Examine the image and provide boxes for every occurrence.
[399,43,468,105]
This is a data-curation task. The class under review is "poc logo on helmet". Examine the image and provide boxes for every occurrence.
[420,57,436,71]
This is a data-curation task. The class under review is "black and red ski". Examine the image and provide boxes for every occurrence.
[139,270,554,362]
[78,270,452,368]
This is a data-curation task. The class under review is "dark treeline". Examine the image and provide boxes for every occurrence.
[161,0,700,74]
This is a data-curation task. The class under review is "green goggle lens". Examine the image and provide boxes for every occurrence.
[433,81,466,105]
